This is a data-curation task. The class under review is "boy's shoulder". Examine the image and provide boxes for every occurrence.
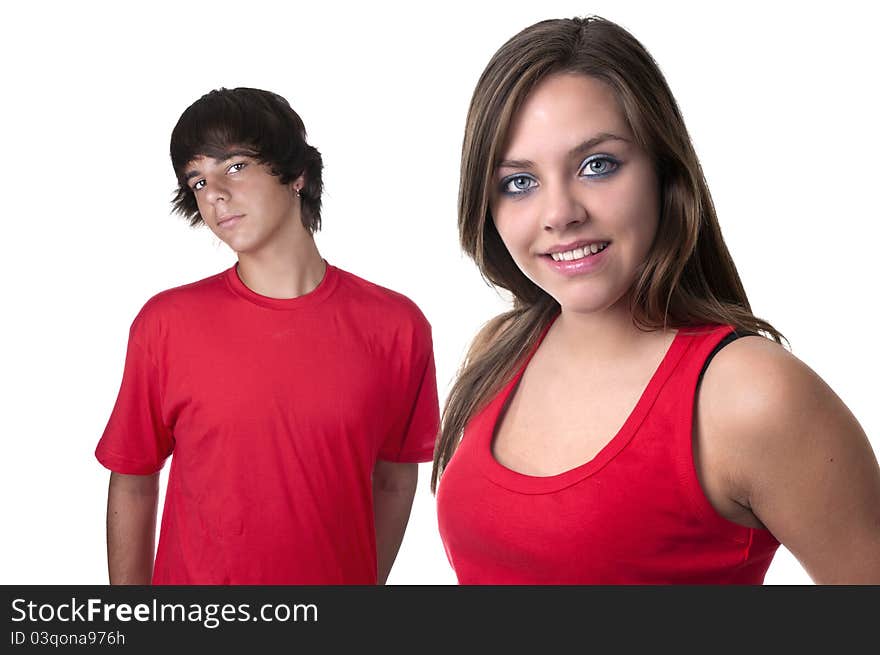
[143,268,227,310]
[332,265,431,331]
[129,268,230,338]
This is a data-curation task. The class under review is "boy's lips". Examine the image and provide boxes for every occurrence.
[217,214,244,228]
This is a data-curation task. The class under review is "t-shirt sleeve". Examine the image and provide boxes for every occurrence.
[378,313,440,464]
[95,329,174,475]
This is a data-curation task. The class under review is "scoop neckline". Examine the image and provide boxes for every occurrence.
[477,317,692,495]
[223,260,339,310]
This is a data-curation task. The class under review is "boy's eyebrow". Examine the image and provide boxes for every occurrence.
[496,132,629,171]
[183,149,257,181]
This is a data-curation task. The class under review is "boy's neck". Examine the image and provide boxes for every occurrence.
[235,235,326,300]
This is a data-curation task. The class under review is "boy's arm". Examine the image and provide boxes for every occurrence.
[372,460,419,585]
[106,471,160,584]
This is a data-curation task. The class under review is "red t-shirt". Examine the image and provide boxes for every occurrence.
[96,263,439,584]
[437,321,780,584]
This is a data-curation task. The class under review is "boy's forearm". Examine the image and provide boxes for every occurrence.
[106,472,160,584]
[373,462,418,584]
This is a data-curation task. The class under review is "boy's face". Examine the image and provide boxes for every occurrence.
[183,148,305,254]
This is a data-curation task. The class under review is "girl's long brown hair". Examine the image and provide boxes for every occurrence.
[431,16,785,492]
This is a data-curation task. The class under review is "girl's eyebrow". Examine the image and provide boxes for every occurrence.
[496,132,629,171]
[568,132,629,159]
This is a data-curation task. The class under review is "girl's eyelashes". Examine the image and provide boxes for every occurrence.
[579,154,620,178]
[497,154,621,197]
[500,173,538,196]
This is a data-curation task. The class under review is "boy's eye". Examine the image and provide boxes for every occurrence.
[189,161,246,192]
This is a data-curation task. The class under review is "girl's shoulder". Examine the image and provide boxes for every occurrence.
[697,334,831,452]
[695,334,880,582]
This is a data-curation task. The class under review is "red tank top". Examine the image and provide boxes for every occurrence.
[436,322,780,584]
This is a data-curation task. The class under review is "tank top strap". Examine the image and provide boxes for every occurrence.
[663,324,759,535]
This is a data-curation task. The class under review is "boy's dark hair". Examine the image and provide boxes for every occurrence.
[170,87,323,233]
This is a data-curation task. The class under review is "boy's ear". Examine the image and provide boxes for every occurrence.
[292,173,305,195]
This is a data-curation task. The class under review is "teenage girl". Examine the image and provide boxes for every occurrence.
[433,16,880,584]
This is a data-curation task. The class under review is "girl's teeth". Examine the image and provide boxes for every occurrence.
[550,242,608,262]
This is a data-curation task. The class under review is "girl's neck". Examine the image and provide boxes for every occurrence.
[551,296,667,361]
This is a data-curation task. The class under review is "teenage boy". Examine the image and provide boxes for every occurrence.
[96,88,440,585]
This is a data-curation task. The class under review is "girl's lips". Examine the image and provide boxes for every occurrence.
[542,242,610,277]
[544,239,610,255]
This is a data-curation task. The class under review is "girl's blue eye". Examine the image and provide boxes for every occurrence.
[580,155,619,178]
[501,174,537,196]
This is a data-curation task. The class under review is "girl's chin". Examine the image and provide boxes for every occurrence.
[551,290,632,317]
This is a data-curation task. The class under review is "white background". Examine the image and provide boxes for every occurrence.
[1,0,877,585]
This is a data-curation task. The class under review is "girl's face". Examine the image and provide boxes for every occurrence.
[490,72,660,316]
